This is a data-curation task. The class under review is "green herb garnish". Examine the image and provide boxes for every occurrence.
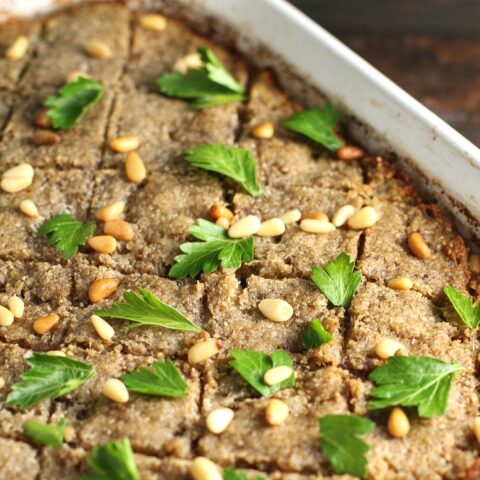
[311,252,361,308]
[6,353,95,409]
[45,77,104,129]
[38,214,93,260]
[319,414,374,479]
[300,318,332,350]
[24,418,67,448]
[223,469,266,480]
[96,288,202,332]
[444,285,480,328]
[368,355,462,417]
[185,143,263,196]
[169,219,254,279]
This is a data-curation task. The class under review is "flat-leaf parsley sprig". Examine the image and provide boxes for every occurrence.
[444,285,480,329]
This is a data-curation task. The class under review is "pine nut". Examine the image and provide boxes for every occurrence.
[102,378,129,403]
[125,151,147,184]
[347,206,378,229]
[1,163,34,193]
[215,217,230,229]
[387,407,410,438]
[258,299,293,323]
[375,338,405,359]
[95,201,125,222]
[91,315,115,341]
[6,36,29,60]
[109,136,140,153]
[210,203,234,221]
[46,350,66,357]
[188,338,222,365]
[139,13,168,31]
[300,219,336,234]
[34,111,52,129]
[66,70,90,83]
[206,407,234,434]
[104,220,134,242]
[228,215,261,238]
[33,314,59,334]
[408,232,432,260]
[19,199,39,218]
[302,211,329,222]
[257,218,285,237]
[387,277,413,291]
[33,129,60,146]
[252,121,274,140]
[0,306,14,327]
[469,253,480,274]
[173,52,203,74]
[88,278,120,303]
[279,209,301,225]
[263,366,294,386]
[7,296,24,318]
[84,40,112,59]
[0,377,5,389]
[332,205,356,227]
[473,417,480,444]
[190,457,222,480]
[337,145,365,161]
[265,398,289,426]
[87,235,117,254]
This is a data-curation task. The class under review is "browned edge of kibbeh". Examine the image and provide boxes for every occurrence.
[0,2,479,480]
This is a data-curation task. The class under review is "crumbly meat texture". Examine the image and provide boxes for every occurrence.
[0,3,478,480]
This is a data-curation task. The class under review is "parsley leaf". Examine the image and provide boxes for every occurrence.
[121,360,187,397]
[368,355,462,417]
[23,418,67,448]
[96,288,202,332]
[185,144,263,196]
[311,252,361,308]
[301,318,332,350]
[229,349,295,397]
[169,219,254,279]
[319,414,374,479]
[444,285,480,329]
[223,469,266,480]
[156,46,245,109]
[284,103,345,151]
[6,353,95,409]
[81,438,140,480]
[38,214,93,260]
[45,77,104,129]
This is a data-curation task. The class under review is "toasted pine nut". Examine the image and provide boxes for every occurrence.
[387,407,410,438]
[190,457,222,480]
[332,205,356,227]
[103,378,129,403]
[6,36,29,60]
[0,377,5,389]
[19,199,39,218]
[408,232,432,260]
[91,314,115,341]
[0,306,14,327]
[228,215,261,238]
[265,398,289,426]
[302,211,329,222]
[104,220,134,242]
[210,203,234,221]
[258,299,293,323]
[263,366,294,386]
[188,338,222,365]
[215,217,230,229]
[1,163,34,193]
[279,209,301,225]
[337,145,364,161]
[125,151,147,184]
[34,111,52,129]
[257,218,285,237]
[347,206,378,230]
[95,201,125,222]
[375,338,405,359]
[88,278,120,303]
[109,136,140,153]
[387,277,413,291]
[206,407,234,434]
[84,40,112,59]
[66,70,90,83]
[173,52,203,74]
[88,235,117,254]
[33,314,59,334]
[252,121,274,140]
[300,219,336,234]
[469,254,480,274]
[7,296,24,318]
[46,350,66,357]
[139,13,168,31]
[33,129,60,146]
[474,417,480,444]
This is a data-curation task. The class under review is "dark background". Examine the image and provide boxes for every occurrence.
[289,0,480,146]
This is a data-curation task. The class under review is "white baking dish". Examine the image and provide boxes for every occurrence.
[3,0,480,239]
